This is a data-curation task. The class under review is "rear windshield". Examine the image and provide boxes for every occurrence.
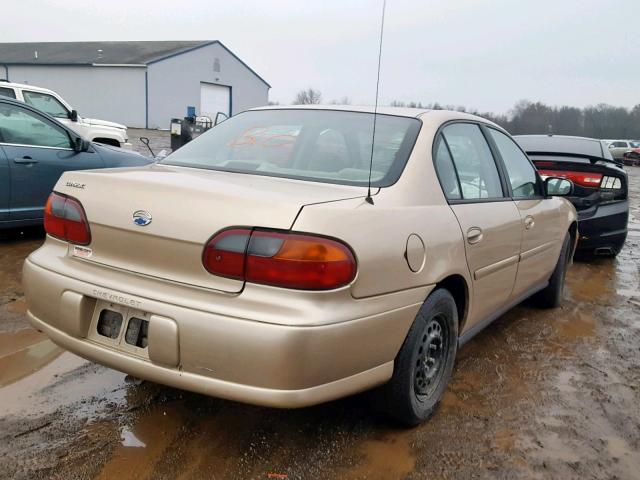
[161,109,421,187]
[630,141,640,148]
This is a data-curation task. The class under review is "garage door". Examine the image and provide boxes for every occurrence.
[200,83,230,121]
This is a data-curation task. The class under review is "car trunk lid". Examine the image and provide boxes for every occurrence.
[531,155,627,213]
[55,164,367,293]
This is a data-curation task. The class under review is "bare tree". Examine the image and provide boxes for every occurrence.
[329,96,352,105]
[293,88,322,105]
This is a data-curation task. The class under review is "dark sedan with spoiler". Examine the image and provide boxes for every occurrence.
[515,135,628,257]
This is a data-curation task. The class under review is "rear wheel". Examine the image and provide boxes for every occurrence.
[384,289,458,425]
[535,232,571,308]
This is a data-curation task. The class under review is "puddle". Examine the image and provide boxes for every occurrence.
[121,427,147,448]
[342,429,416,480]
[0,338,62,387]
[0,352,128,417]
[96,405,186,480]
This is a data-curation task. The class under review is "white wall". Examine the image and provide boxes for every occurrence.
[147,43,269,129]
[7,65,146,127]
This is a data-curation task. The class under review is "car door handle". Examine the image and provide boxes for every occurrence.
[13,156,39,165]
[466,227,483,245]
[524,216,535,230]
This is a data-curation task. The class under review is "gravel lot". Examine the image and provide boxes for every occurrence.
[0,163,638,480]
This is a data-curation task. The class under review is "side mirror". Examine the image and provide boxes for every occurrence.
[544,177,573,196]
[214,111,228,125]
[69,109,79,122]
[608,144,615,149]
[73,136,90,152]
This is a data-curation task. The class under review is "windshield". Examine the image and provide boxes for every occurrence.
[162,109,421,187]
[22,91,69,118]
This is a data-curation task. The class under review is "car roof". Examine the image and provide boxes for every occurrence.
[0,80,55,94]
[249,104,501,127]
[514,134,608,159]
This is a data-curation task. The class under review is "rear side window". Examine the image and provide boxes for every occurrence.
[442,123,504,200]
[433,135,461,200]
[0,87,16,99]
[487,128,540,198]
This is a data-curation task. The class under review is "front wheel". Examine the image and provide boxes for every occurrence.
[384,288,458,425]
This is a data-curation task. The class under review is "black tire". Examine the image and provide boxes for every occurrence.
[384,288,458,426]
[535,232,571,308]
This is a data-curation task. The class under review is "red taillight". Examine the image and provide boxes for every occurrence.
[203,229,357,290]
[44,192,91,245]
[537,169,603,188]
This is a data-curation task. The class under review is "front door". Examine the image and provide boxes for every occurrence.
[485,127,564,298]
[0,146,9,221]
[0,101,103,221]
[436,123,522,329]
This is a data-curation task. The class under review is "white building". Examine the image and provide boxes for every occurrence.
[0,41,270,128]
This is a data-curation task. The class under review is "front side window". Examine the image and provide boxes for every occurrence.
[442,123,504,200]
[488,128,540,198]
[162,109,422,187]
[611,141,627,148]
[0,87,16,99]
[0,103,72,148]
[22,91,69,118]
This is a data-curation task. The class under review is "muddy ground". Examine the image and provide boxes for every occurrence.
[0,151,638,479]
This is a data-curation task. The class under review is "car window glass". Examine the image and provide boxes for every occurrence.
[163,109,421,187]
[22,91,69,118]
[433,135,461,200]
[0,87,16,99]
[488,128,540,198]
[442,123,504,200]
[0,103,72,148]
[612,141,627,148]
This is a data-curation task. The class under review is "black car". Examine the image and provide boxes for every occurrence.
[515,135,628,256]
[0,97,152,229]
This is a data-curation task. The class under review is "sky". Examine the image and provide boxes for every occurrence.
[3,0,639,114]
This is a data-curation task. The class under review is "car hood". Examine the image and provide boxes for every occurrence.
[92,142,153,167]
[81,117,127,130]
[54,165,368,293]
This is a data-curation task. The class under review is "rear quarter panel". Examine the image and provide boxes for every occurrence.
[292,116,471,300]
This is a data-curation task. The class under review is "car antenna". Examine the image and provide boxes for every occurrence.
[366,0,387,205]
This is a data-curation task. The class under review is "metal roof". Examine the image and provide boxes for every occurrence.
[0,41,270,87]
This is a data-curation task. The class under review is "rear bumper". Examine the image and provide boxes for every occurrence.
[577,200,629,253]
[23,254,426,408]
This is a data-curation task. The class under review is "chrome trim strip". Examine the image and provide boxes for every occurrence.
[520,241,555,262]
[0,142,73,151]
[474,254,519,281]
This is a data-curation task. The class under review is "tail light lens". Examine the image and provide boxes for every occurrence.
[537,169,602,188]
[44,192,91,245]
[203,228,357,290]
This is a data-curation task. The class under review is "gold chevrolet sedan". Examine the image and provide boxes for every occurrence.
[24,106,577,425]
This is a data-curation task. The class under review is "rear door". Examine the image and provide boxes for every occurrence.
[485,127,563,298]
[200,83,231,120]
[0,102,103,220]
[436,123,521,328]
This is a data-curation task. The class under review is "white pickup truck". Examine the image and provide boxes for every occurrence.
[0,80,132,149]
